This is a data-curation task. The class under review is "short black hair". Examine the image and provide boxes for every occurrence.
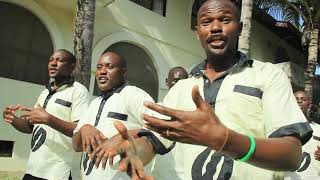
[57,49,76,64]
[101,51,127,68]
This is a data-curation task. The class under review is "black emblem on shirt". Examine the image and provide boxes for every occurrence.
[31,126,47,152]
[297,151,311,172]
[83,153,95,175]
[192,148,234,180]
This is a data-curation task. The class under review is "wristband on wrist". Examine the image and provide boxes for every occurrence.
[238,134,256,162]
[217,127,229,152]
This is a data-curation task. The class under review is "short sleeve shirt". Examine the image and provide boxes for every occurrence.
[26,81,90,180]
[151,53,312,180]
[75,85,154,180]
[284,122,320,179]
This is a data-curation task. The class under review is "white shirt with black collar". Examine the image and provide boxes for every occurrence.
[26,81,90,180]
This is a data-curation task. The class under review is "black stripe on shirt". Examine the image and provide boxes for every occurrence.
[55,98,72,107]
[107,112,128,121]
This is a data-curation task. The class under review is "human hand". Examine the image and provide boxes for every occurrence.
[79,124,107,154]
[3,105,21,124]
[315,146,320,161]
[143,85,228,150]
[95,121,153,180]
[89,128,141,170]
[20,105,51,125]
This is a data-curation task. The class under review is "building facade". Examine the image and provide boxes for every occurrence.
[0,0,307,175]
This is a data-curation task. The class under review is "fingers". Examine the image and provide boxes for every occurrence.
[20,106,32,112]
[114,121,130,140]
[191,85,207,110]
[144,101,177,118]
[143,114,174,130]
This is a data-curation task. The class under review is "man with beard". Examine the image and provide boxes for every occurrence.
[89,0,313,179]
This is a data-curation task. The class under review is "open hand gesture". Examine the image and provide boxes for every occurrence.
[143,85,228,150]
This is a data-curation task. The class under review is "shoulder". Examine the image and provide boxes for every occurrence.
[72,81,89,91]
[121,85,154,102]
[121,85,150,96]
[71,81,89,95]
[251,60,289,84]
[251,60,285,76]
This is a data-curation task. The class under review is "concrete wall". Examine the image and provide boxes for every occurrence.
[0,78,43,171]
[0,0,307,173]
[250,19,306,65]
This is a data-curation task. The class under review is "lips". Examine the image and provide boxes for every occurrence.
[49,68,57,73]
[98,76,109,83]
[206,35,227,48]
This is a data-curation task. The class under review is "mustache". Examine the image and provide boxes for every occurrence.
[206,35,227,43]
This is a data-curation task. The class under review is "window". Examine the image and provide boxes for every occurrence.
[130,0,167,16]
[0,2,53,85]
[0,140,14,157]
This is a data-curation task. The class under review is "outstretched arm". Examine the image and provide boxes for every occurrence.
[143,86,302,171]
[3,105,33,134]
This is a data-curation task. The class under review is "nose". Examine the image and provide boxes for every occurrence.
[210,20,222,33]
[98,66,107,75]
[49,59,57,66]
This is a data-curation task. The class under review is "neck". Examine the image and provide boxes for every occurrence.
[205,52,238,81]
[53,76,71,88]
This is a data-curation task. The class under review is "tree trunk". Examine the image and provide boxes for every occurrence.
[304,28,319,101]
[238,0,253,57]
[73,0,96,89]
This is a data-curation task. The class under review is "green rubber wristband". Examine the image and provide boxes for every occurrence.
[238,134,256,162]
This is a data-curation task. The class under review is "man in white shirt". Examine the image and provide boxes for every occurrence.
[72,51,154,180]
[284,90,320,179]
[3,49,90,180]
[166,66,188,89]
[93,1,313,179]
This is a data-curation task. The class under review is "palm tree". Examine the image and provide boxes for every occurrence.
[73,0,96,89]
[238,0,254,56]
[271,0,320,101]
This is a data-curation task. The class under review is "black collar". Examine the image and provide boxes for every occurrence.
[46,76,75,93]
[190,51,253,77]
[99,81,128,100]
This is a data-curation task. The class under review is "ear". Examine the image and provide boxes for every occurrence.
[165,78,169,86]
[122,68,127,78]
[70,62,76,71]
[195,26,200,40]
[238,21,243,35]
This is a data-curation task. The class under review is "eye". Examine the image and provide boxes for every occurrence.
[222,17,231,24]
[96,65,102,69]
[201,20,210,26]
[107,64,114,69]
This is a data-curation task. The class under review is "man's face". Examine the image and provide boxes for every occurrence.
[48,51,74,79]
[95,53,126,92]
[294,91,310,115]
[196,0,241,57]
[166,69,188,89]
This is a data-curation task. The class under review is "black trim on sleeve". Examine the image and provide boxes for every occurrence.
[268,122,313,145]
[137,129,175,155]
